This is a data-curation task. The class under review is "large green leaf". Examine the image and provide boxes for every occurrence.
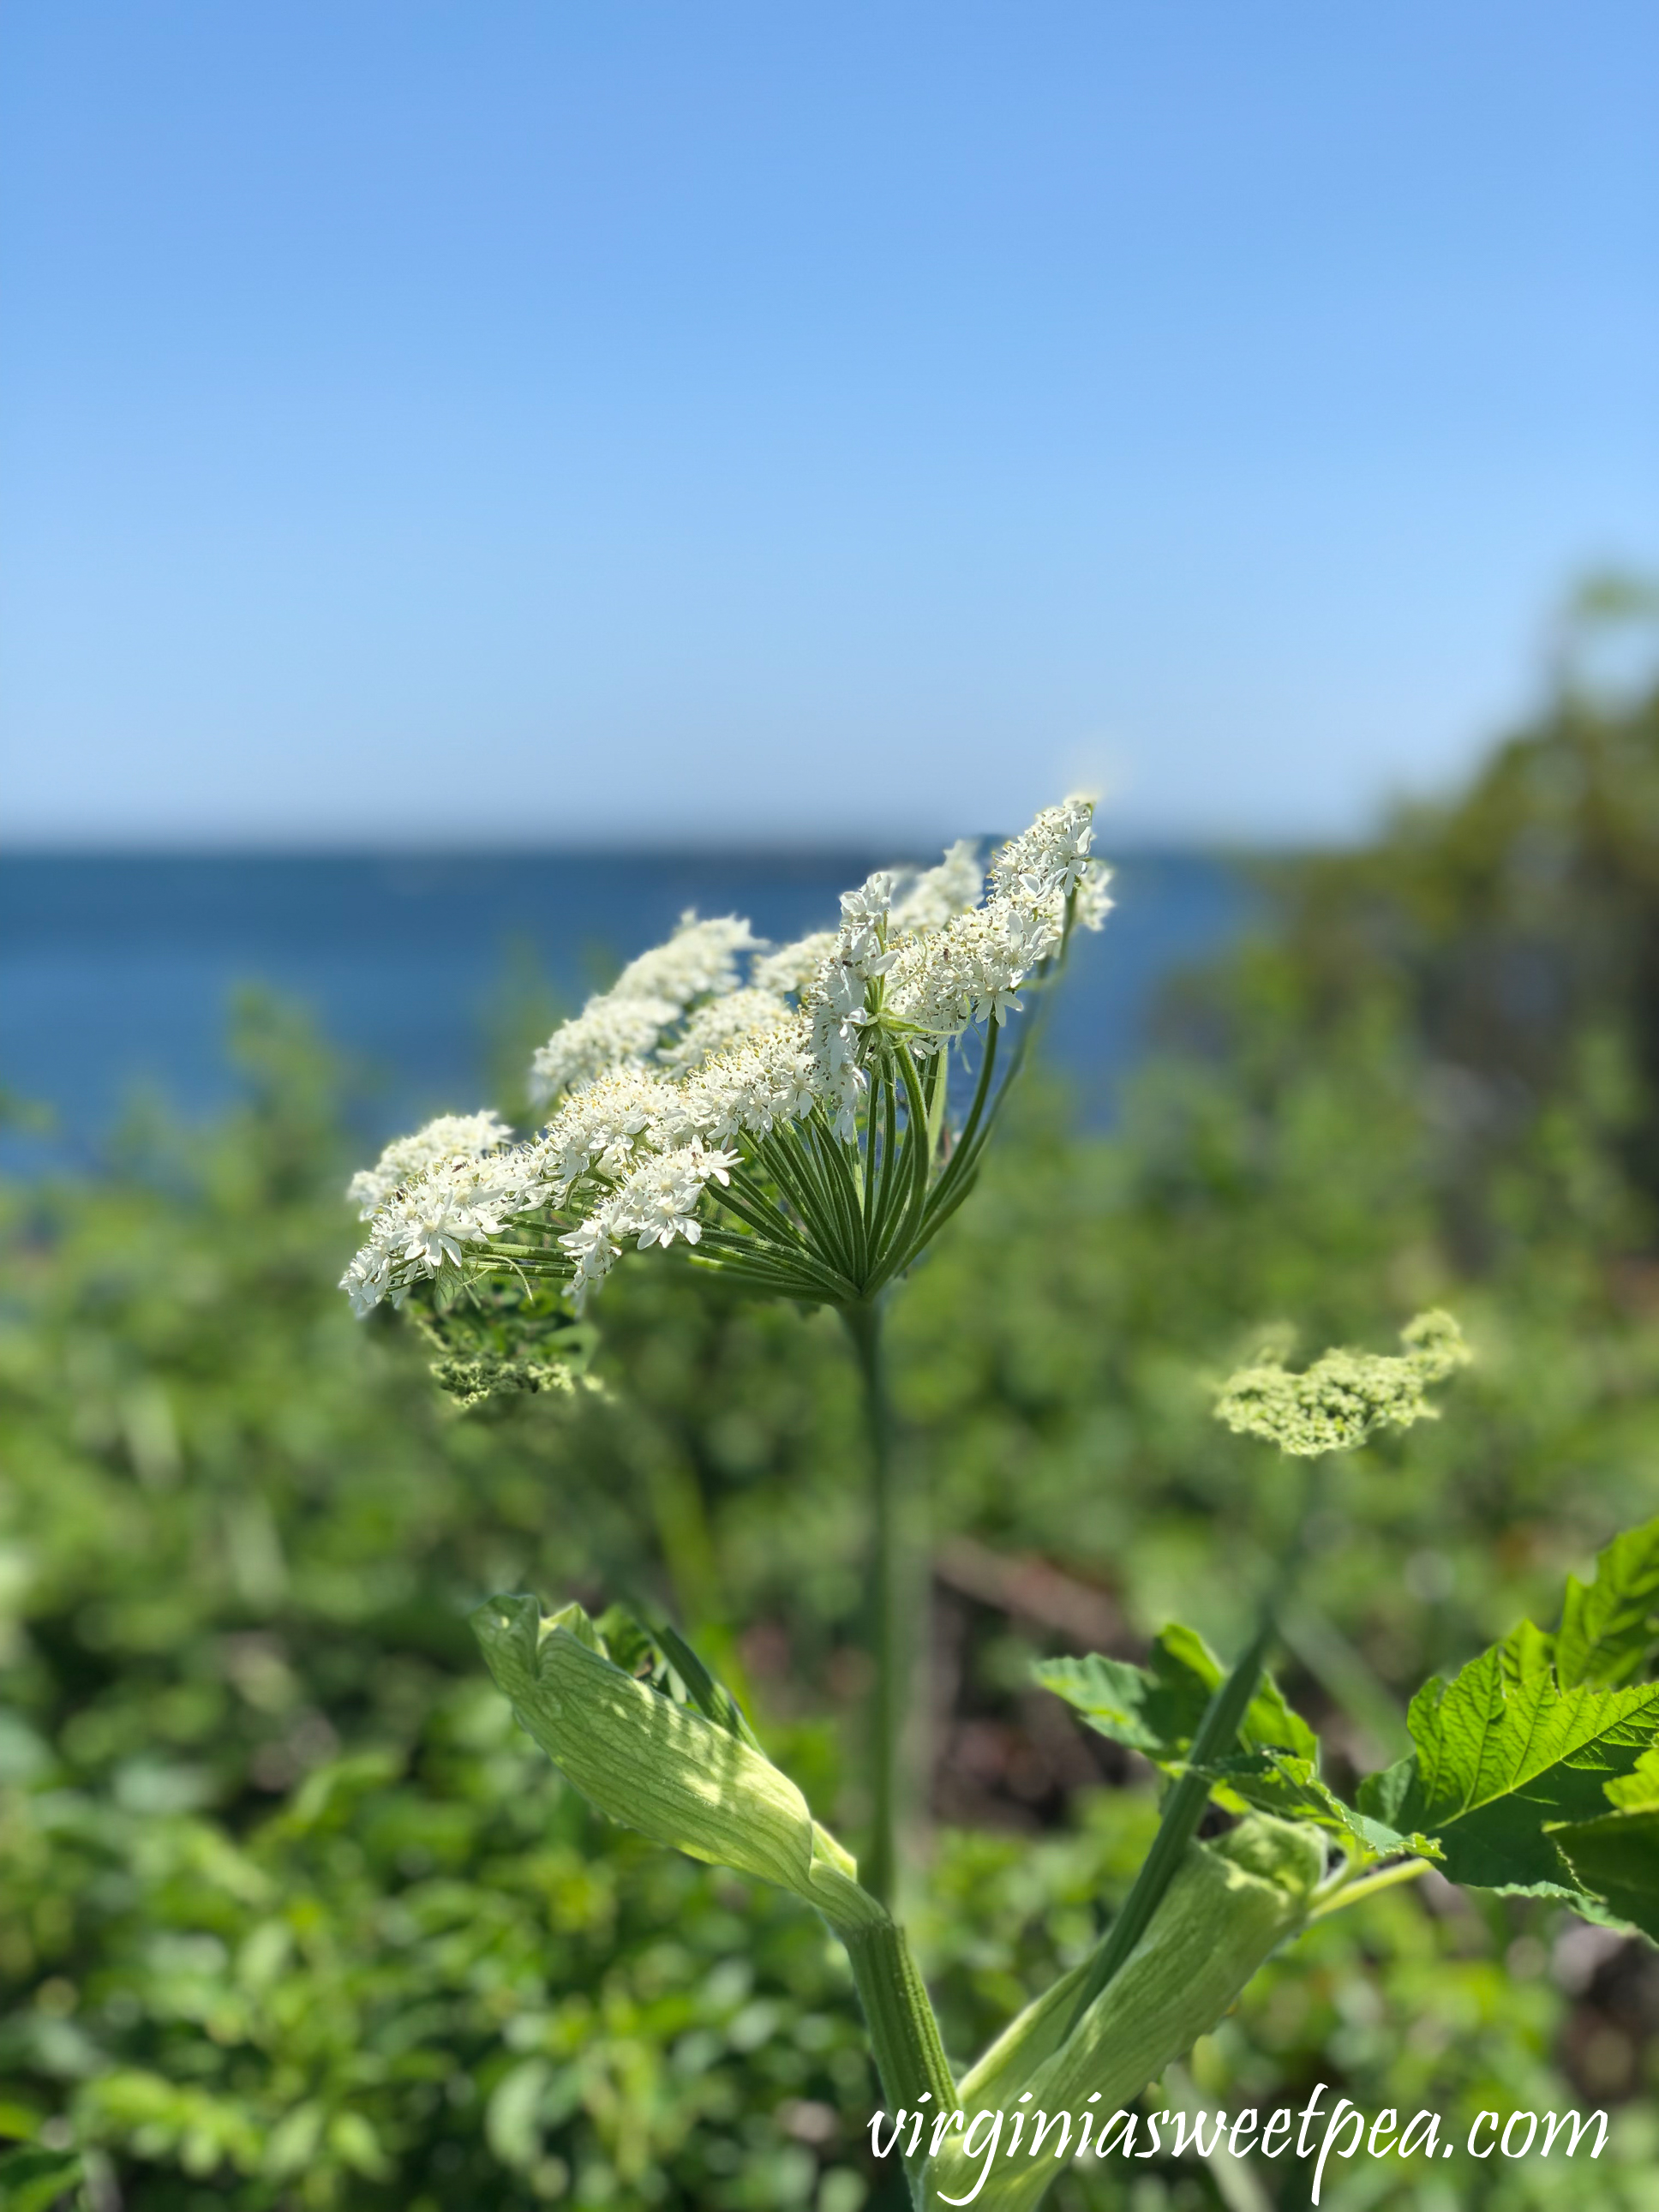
[1359,1634,1659,1895]
[1554,1514,1659,1687]
[1548,1747,1659,1939]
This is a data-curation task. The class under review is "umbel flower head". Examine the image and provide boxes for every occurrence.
[340,800,1111,1324]
[1213,1310,1471,1459]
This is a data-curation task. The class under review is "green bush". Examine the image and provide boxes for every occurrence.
[4,650,1659,2206]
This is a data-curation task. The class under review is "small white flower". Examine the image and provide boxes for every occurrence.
[560,1138,740,1308]
[1074,855,1115,932]
[338,1142,556,1313]
[990,797,1095,906]
[530,1069,665,1197]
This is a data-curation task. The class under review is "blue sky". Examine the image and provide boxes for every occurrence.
[3,3,1655,848]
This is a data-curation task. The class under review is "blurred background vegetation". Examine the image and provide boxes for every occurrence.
[6,632,1659,2209]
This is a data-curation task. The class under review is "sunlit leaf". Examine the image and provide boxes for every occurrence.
[1555,1514,1659,1687]
[1360,1639,1659,1895]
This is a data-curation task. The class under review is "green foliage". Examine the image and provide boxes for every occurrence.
[1362,1622,1659,1900]
[0,1711,875,2209]
[8,651,1659,2203]
[1040,1516,1659,1937]
[1035,1629,1317,1771]
[1556,1520,1659,1688]
[1036,1631,1434,1863]
[0,2145,85,2212]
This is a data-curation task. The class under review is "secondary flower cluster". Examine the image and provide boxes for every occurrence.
[1213,1310,1472,1458]
[341,800,1110,1319]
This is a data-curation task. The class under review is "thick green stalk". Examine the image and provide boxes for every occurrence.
[843,1297,907,1910]
[842,1917,956,2204]
[1062,1453,1321,2035]
[1063,1611,1277,2032]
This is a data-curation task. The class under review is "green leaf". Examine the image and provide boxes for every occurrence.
[1038,1627,1421,1859]
[1035,1623,1317,1768]
[588,1605,764,1750]
[1210,1750,1442,1861]
[0,2144,83,2212]
[1555,1514,1659,1687]
[1549,1807,1659,1940]
[1359,1637,1659,1895]
[650,1619,764,1752]
[1605,1745,1659,1810]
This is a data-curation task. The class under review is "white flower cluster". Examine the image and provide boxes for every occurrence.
[883,798,1109,1050]
[345,1110,514,1218]
[750,931,839,998]
[889,837,985,932]
[342,802,1110,1316]
[560,1138,740,1303]
[656,986,791,1074]
[339,1143,555,1316]
[528,913,760,1103]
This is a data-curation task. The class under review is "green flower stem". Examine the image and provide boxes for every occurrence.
[868,1069,904,1255]
[1063,1452,1327,2035]
[844,1296,907,1910]
[1277,1594,1412,1763]
[1064,1610,1278,2033]
[841,1916,956,2204]
[1306,1854,1432,1921]
[889,1047,937,1270]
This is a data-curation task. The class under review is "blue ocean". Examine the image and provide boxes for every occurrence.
[1,849,1255,1171]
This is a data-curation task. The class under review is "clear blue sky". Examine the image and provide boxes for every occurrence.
[3,3,1654,848]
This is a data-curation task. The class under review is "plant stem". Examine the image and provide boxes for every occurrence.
[1063,1460,1324,2035]
[1064,1610,1277,2033]
[1307,1855,1433,1921]
[843,1297,906,1911]
[841,1917,956,2204]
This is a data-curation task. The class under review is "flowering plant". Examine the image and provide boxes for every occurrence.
[342,800,1107,1907]
[340,813,1657,2209]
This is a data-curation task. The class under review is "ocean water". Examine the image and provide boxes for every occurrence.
[0,849,1255,1171]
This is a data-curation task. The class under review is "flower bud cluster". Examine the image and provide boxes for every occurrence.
[1214,1311,1472,1458]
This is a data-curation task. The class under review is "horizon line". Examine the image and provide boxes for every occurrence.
[0,830,1341,862]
